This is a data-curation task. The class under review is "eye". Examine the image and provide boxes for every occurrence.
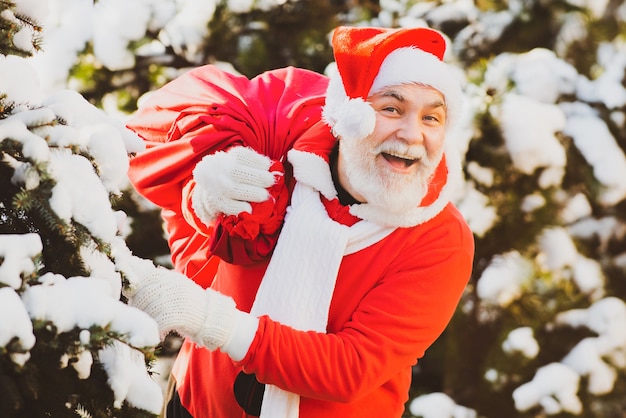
[424,110,446,125]
[383,106,399,113]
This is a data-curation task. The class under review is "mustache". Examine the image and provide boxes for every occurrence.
[372,141,436,167]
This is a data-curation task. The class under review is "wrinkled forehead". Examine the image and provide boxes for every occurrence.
[369,83,447,106]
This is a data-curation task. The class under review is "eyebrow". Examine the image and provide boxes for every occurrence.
[426,99,446,110]
[379,89,446,109]
[379,90,405,102]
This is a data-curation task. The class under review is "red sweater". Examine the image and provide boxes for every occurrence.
[173,203,473,418]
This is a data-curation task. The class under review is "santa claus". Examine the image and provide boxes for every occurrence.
[123,25,474,418]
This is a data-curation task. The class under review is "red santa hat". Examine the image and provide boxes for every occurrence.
[322,26,463,142]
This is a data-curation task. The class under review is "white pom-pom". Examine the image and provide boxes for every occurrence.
[330,98,376,142]
[322,74,376,142]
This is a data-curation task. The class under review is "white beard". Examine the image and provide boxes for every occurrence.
[339,137,441,214]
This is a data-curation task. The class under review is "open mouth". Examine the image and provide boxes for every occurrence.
[381,152,419,169]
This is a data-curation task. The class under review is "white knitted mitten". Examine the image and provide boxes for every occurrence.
[124,258,238,350]
[191,146,276,225]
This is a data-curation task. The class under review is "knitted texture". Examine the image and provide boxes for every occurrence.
[194,289,238,351]
[191,146,276,224]
[126,260,238,350]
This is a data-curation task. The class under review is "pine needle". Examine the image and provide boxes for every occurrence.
[74,404,93,418]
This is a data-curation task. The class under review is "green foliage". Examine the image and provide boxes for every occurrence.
[0,325,156,418]
[113,191,170,262]
[0,0,42,57]
[207,0,341,77]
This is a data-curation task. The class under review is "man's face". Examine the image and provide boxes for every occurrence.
[337,83,447,212]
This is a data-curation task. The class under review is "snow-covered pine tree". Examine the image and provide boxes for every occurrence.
[0,0,42,58]
[0,2,163,417]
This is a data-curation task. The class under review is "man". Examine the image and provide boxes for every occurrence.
[123,25,474,418]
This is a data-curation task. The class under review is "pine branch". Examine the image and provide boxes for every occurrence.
[74,404,93,418]
[0,95,16,118]
[0,0,16,10]
[0,137,27,160]
[12,10,42,34]
[73,221,112,258]
[0,0,43,57]
[4,128,117,278]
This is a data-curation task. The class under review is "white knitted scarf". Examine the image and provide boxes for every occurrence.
[249,182,395,417]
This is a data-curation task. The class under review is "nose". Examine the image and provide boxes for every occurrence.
[396,114,424,145]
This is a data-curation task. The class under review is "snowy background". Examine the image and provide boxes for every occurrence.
[1,0,626,417]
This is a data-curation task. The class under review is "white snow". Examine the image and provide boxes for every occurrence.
[497,94,567,181]
[409,392,477,418]
[93,0,154,71]
[559,192,592,224]
[576,42,626,109]
[513,362,582,414]
[465,161,494,187]
[553,298,626,396]
[456,186,498,238]
[572,256,605,298]
[520,193,546,213]
[0,233,43,289]
[560,102,626,205]
[568,216,626,252]
[42,89,146,155]
[99,341,164,412]
[566,0,610,19]
[0,117,50,162]
[16,272,163,412]
[536,227,579,274]
[510,48,578,104]
[22,274,160,347]
[0,287,36,361]
[477,251,534,307]
[13,0,48,22]
[47,151,119,242]
[27,0,94,92]
[61,347,94,379]
[502,327,539,358]
[158,0,217,64]
[0,2,166,410]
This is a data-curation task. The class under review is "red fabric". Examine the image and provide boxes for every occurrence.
[126,65,329,280]
[420,154,448,207]
[173,203,474,418]
[331,26,446,100]
[290,119,337,163]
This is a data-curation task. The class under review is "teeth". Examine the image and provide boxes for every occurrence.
[382,152,418,167]
[388,152,417,161]
[389,153,416,163]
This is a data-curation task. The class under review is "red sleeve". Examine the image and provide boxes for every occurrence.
[237,206,474,402]
[126,65,328,276]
